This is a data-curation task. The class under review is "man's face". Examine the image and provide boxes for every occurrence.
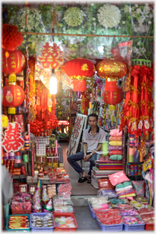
[88,117,97,128]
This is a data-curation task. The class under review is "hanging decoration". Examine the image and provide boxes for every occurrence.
[36,42,64,91]
[96,58,127,106]
[64,7,83,27]
[102,86,124,105]
[120,64,154,137]
[64,58,95,80]
[2,49,26,75]
[2,74,25,114]
[73,80,86,92]
[2,122,24,152]
[2,24,23,51]
[28,56,36,105]
[97,4,121,28]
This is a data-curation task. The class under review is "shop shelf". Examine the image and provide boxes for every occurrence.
[30,212,54,231]
[95,217,123,232]
[6,214,30,232]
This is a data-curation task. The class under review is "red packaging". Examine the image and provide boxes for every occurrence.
[19,184,27,193]
[14,115,25,132]
[21,166,27,175]
[98,178,115,190]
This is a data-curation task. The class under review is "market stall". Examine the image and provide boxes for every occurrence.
[1,1,154,232]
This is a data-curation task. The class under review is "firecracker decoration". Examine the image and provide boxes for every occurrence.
[28,56,36,105]
[2,122,24,152]
[2,24,23,51]
[2,49,26,75]
[120,64,154,137]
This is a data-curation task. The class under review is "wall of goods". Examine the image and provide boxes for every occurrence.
[1,2,154,232]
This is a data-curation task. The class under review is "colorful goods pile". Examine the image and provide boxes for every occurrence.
[7,215,30,231]
[53,213,78,231]
[30,213,54,230]
[53,196,74,213]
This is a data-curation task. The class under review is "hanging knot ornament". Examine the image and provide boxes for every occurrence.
[2,24,23,51]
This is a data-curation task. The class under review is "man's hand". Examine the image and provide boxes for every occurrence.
[84,154,92,162]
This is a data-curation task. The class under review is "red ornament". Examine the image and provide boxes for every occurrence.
[96,59,127,79]
[2,122,24,152]
[103,86,124,105]
[2,24,23,51]
[2,49,26,75]
[105,80,117,92]
[73,80,86,92]
[64,58,95,79]
[2,83,25,107]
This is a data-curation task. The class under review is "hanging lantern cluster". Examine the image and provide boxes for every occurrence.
[2,24,25,115]
[96,58,127,106]
[64,58,95,92]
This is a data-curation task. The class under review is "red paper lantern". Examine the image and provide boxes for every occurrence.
[2,24,23,51]
[2,84,25,107]
[103,86,124,105]
[73,80,86,92]
[2,49,26,75]
[96,58,127,79]
[64,58,95,80]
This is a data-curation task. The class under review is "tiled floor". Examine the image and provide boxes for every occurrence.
[60,142,101,231]
[60,142,98,196]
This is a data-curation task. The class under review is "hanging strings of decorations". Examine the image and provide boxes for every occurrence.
[120,64,154,137]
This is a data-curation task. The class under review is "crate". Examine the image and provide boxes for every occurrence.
[124,223,145,231]
[96,217,123,232]
[53,212,78,231]
[88,201,96,218]
[145,223,154,231]
[6,214,30,232]
[30,212,54,231]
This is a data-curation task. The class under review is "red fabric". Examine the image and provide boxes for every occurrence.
[120,65,154,136]
[109,151,123,155]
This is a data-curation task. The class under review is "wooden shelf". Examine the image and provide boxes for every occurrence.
[13,175,27,179]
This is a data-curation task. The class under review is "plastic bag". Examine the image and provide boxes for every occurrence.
[97,189,118,198]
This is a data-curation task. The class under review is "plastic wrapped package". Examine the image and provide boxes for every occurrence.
[98,178,115,190]
[123,215,144,225]
[120,209,139,216]
[95,209,123,225]
[130,200,143,209]
[109,198,127,205]
[140,213,154,224]
[97,189,118,198]
[137,206,154,215]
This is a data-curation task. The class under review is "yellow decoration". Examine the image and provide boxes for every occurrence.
[81,64,88,71]
[109,105,116,111]
[2,115,8,128]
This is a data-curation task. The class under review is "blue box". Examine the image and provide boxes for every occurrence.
[124,223,145,231]
[30,212,54,231]
[96,217,123,232]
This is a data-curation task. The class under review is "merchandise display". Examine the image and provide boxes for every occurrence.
[1,1,154,232]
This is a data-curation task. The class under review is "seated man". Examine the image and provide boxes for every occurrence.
[67,113,106,183]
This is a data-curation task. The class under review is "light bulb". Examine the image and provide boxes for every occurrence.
[49,73,57,95]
